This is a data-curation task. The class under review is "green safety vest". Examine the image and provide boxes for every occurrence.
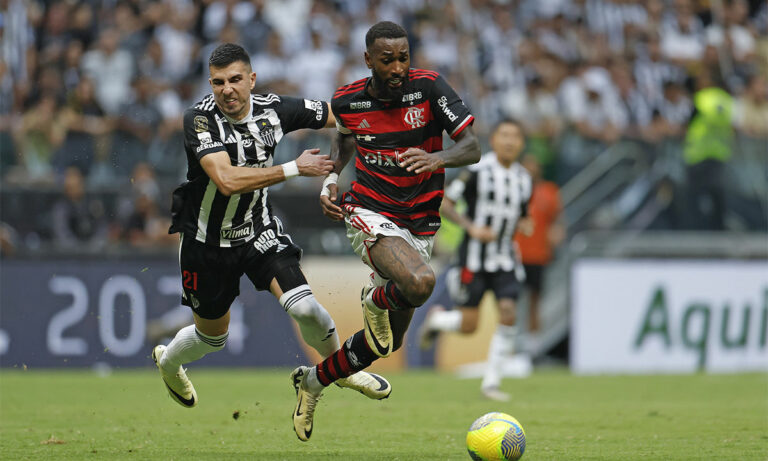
[684,87,733,165]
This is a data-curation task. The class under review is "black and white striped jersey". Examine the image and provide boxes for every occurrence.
[445,153,532,273]
[170,93,328,247]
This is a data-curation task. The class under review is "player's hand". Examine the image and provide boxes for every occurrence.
[320,183,344,221]
[399,147,443,174]
[296,149,334,177]
[517,217,534,237]
[468,225,496,243]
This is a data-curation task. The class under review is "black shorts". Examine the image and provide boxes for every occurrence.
[449,267,521,307]
[178,232,305,319]
[523,264,544,292]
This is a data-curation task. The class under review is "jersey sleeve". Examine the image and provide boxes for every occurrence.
[274,95,329,134]
[330,96,352,134]
[429,74,474,139]
[183,108,225,161]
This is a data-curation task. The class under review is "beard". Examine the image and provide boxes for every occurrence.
[371,69,408,101]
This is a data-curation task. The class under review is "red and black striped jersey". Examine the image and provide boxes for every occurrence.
[331,69,474,236]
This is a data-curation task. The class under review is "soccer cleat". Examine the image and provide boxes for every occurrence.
[152,345,197,408]
[291,366,322,442]
[481,386,510,402]
[335,371,392,400]
[418,305,445,350]
[361,284,393,358]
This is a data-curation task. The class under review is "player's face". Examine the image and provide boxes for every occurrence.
[209,60,256,120]
[365,37,410,100]
[491,123,524,165]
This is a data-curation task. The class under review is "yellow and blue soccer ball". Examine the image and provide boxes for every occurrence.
[466,412,526,461]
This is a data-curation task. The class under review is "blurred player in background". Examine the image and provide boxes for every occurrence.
[418,119,533,402]
[152,43,391,411]
[289,21,481,441]
[515,154,565,351]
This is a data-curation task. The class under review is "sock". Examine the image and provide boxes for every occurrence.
[427,309,462,332]
[160,325,227,372]
[314,330,379,387]
[370,281,416,311]
[281,285,341,358]
[481,325,517,390]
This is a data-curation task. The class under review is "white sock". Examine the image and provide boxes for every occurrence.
[427,309,462,332]
[281,285,340,358]
[481,325,517,390]
[304,367,325,394]
[160,325,227,372]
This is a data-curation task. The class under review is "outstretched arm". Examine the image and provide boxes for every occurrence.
[399,125,481,174]
[440,196,497,243]
[319,131,357,220]
[201,149,333,196]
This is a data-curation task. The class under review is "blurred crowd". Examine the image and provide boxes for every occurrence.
[0,0,766,253]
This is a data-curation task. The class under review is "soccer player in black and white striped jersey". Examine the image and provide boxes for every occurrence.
[151,43,391,414]
[419,119,533,402]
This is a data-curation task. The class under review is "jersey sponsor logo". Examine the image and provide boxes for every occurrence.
[224,134,237,144]
[220,221,253,240]
[401,91,423,103]
[379,222,395,230]
[356,134,376,142]
[198,132,212,143]
[194,115,209,133]
[252,228,280,253]
[362,151,399,168]
[404,106,426,128]
[350,101,372,110]
[357,119,371,129]
[256,120,275,147]
[437,96,458,122]
[196,141,223,153]
[304,99,324,121]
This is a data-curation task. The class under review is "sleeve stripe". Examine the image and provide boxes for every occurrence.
[450,115,474,138]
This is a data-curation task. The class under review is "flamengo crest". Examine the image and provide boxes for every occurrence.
[404,106,425,129]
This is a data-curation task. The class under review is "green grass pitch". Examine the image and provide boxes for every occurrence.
[1,368,766,460]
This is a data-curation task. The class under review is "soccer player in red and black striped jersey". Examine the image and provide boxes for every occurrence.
[290,21,481,440]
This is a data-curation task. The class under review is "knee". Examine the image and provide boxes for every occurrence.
[403,270,436,306]
[498,302,516,326]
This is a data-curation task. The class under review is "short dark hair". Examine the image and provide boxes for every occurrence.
[365,21,408,50]
[209,43,251,68]
[493,118,525,136]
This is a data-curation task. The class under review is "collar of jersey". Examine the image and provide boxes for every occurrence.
[223,101,253,125]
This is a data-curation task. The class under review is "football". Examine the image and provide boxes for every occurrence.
[466,412,526,461]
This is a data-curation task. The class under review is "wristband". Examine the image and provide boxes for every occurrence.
[320,172,339,197]
[282,161,299,179]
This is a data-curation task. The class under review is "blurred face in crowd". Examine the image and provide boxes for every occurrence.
[209,60,256,120]
[365,37,410,100]
[491,122,525,167]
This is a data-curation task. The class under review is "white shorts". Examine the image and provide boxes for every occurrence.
[343,205,434,287]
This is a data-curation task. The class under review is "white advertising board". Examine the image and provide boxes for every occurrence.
[571,259,768,374]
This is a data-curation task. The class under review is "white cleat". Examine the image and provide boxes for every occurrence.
[336,371,392,400]
[152,345,197,408]
[361,284,393,358]
[481,386,511,402]
[291,366,322,442]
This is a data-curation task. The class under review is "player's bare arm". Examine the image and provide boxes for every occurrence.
[441,196,497,243]
[400,126,481,174]
[319,131,357,220]
[201,149,333,196]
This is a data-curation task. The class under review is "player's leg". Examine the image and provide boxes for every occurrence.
[264,257,340,358]
[419,269,486,348]
[152,236,235,408]
[481,271,522,401]
[261,256,391,401]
